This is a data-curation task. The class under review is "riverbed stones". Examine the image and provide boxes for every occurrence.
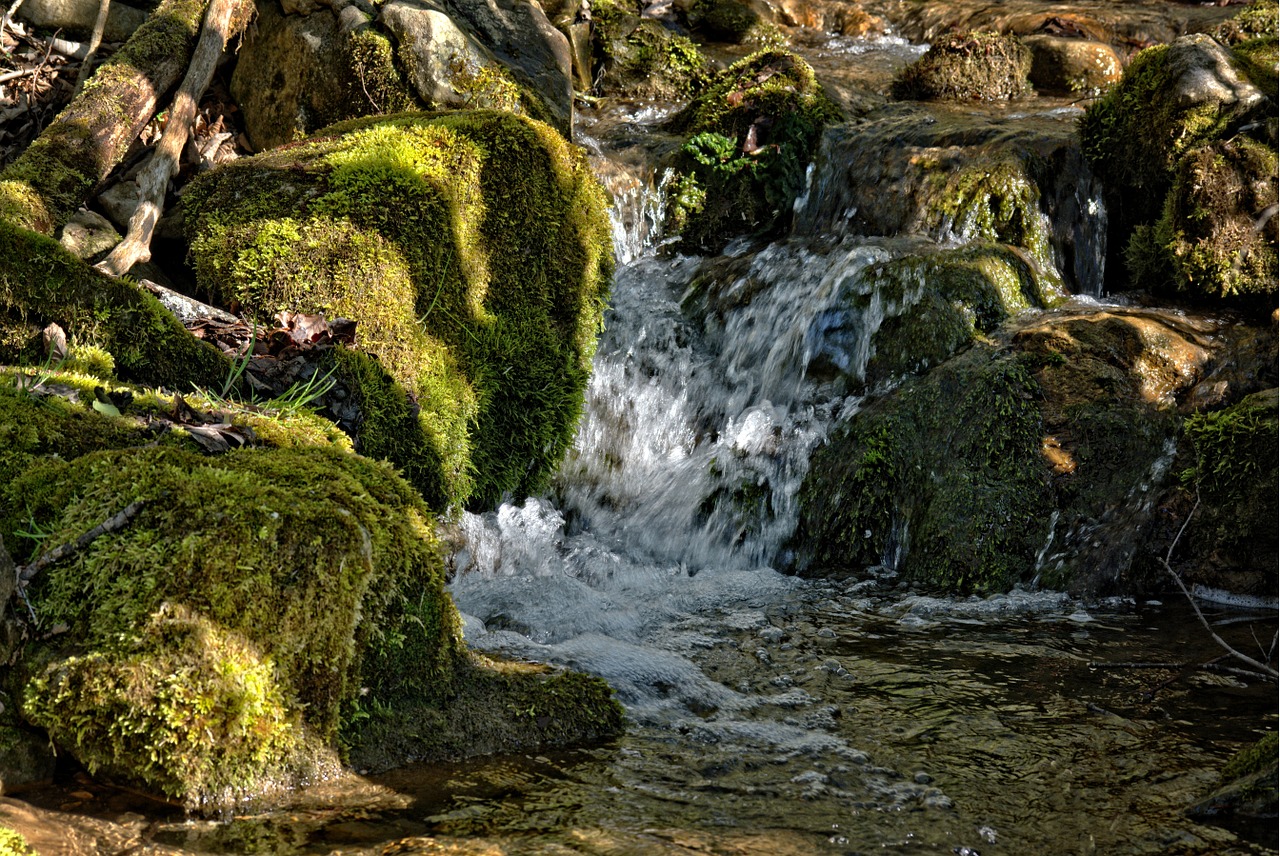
[17,0,148,41]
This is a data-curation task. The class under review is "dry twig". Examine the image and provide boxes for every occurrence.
[1159,494,1279,679]
[16,500,145,586]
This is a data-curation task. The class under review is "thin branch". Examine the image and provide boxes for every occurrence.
[1159,494,1279,679]
[70,0,109,97]
[16,500,145,585]
[1,0,25,55]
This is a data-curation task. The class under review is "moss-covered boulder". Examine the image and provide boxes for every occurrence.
[1190,732,1279,823]
[789,242,1065,394]
[891,31,1031,102]
[1079,32,1275,300]
[183,111,613,511]
[0,221,231,391]
[788,309,1230,595]
[0,380,624,807]
[589,0,707,99]
[683,0,777,44]
[1168,388,1279,597]
[665,50,841,253]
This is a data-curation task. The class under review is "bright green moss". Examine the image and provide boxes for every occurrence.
[0,827,35,856]
[346,27,421,117]
[1222,732,1279,783]
[892,31,1031,101]
[184,111,613,511]
[0,219,230,391]
[23,604,327,808]
[667,50,842,252]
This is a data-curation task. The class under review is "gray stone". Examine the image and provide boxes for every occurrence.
[18,0,147,42]
[437,0,573,135]
[1164,33,1265,112]
[96,179,142,230]
[58,208,120,259]
[380,0,500,108]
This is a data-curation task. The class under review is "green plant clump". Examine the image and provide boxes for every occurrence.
[589,0,707,99]
[666,49,842,253]
[891,31,1031,101]
[0,827,35,856]
[183,111,614,511]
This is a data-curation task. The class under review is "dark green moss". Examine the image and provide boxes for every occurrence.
[183,111,614,511]
[0,219,230,391]
[686,0,761,43]
[1223,732,1279,783]
[791,345,1053,593]
[891,32,1031,102]
[346,653,624,771]
[666,50,842,253]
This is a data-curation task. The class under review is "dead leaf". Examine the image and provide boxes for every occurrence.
[42,322,67,363]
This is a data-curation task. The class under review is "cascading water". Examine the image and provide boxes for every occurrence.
[434,97,1275,853]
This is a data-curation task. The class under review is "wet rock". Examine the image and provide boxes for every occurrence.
[774,0,883,37]
[680,0,776,44]
[1022,35,1121,95]
[17,0,147,41]
[891,31,1031,102]
[789,307,1241,596]
[1189,732,1279,822]
[0,728,54,795]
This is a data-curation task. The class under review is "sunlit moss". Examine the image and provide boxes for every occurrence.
[184,111,614,511]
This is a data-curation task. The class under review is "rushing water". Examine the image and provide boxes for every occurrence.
[3,28,1276,856]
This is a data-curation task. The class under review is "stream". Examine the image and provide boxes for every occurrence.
[2,20,1276,856]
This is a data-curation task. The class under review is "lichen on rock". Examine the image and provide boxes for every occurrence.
[183,111,614,511]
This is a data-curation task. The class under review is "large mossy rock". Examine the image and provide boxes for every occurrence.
[0,378,623,808]
[1079,32,1277,301]
[788,309,1241,595]
[183,111,613,511]
[666,49,841,253]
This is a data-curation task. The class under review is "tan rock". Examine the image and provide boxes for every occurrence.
[1023,35,1122,95]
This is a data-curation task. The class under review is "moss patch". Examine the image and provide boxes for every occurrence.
[666,50,841,253]
[590,0,708,99]
[891,32,1031,102]
[183,111,613,511]
[347,652,624,771]
[0,220,230,391]
[1173,388,1279,594]
[1133,137,1278,299]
